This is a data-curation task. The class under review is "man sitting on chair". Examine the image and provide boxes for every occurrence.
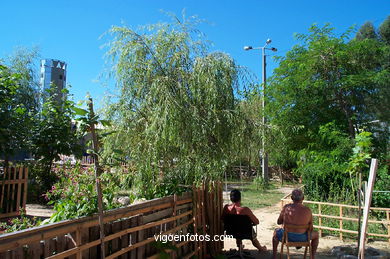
[222,189,267,252]
[272,189,319,259]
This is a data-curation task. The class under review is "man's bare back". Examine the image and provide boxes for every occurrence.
[277,203,312,233]
[223,204,259,225]
[272,189,319,259]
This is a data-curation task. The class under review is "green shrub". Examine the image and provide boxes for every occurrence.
[0,209,41,233]
[45,165,121,222]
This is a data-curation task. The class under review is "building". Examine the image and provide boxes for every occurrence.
[40,59,67,100]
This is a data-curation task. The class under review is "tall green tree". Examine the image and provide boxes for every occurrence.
[104,15,246,197]
[355,21,378,41]
[31,85,80,177]
[0,48,40,162]
[0,64,25,161]
[267,24,390,168]
[379,15,390,44]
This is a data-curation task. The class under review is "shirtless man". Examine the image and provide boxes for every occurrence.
[272,189,319,259]
[222,189,267,252]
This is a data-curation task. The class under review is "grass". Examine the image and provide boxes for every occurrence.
[223,180,287,210]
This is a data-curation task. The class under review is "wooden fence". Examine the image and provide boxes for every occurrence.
[0,182,223,259]
[0,167,28,219]
[281,194,390,243]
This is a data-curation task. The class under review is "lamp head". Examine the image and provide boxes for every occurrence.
[271,47,277,52]
[266,38,272,44]
[244,46,253,51]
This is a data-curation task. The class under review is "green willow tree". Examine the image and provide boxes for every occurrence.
[103,16,247,198]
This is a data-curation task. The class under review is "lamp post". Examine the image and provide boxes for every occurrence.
[244,39,277,182]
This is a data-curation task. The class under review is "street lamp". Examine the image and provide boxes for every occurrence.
[244,39,277,182]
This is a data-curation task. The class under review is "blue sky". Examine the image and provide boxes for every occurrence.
[1,0,389,108]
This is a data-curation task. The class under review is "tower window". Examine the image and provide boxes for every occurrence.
[59,75,63,80]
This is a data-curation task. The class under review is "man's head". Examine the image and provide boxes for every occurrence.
[230,189,241,203]
[291,189,304,203]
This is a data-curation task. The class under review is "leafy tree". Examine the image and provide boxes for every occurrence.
[230,87,263,172]
[355,21,378,41]
[0,64,34,163]
[267,24,390,168]
[379,15,390,44]
[30,85,81,195]
[103,15,246,198]
[0,48,40,163]
[296,123,353,202]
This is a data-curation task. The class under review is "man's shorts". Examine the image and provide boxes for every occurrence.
[275,228,309,242]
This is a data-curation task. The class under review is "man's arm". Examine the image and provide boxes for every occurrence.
[221,204,228,220]
[245,208,259,225]
[308,209,314,230]
[277,206,286,225]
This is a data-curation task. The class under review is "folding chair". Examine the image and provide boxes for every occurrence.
[223,214,256,259]
[280,224,312,259]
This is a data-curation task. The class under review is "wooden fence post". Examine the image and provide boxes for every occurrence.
[318,204,322,238]
[172,194,177,259]
[339,206,343,241]
[387,211,390,244]
[358,159,378,259]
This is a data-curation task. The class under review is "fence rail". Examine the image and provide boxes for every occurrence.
[0,182,223,258]
[0,167,28,219]
[281,194,390,243]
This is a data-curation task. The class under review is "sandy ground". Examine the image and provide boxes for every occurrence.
[222,186,390,259]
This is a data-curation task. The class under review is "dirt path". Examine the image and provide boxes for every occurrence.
[222,186,390,258]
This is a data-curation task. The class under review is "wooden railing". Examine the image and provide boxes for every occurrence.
[281,194,390,243]
[0,167,28,218]
[0,182,223,258]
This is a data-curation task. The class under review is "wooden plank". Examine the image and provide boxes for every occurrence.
[112,221,122,254]
[0,193,191,244]
[0,195,174,242]
[104,223,111,257]
[15,168,22,214]
[13,246,24,259]
[46,239,101,259]
[106,220,193,259]
[172,194,177,259]
[136,216,145,259]
[57,235,66,254]
[192,187,198,259]
[0,203,173,251]
[312,213,389,224]
[27,242,41,259]
[201,184,206,257]
[143,208,173,224]
[66,233,77,259]
[120,218,130,259]
[130,216,138,259]
[22,168,28,210]
[359,159,378,259]
[0,168,7,213]
[0,179,29,185]
[44,239,52,257]
[318,204,322,237]
[339,206,343,241]
[80,227,90,259]
[5,169,11,214]
[103,211,192,243]
[89,226,99,259]
[387,211,390,244]
[218,181,223,252]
